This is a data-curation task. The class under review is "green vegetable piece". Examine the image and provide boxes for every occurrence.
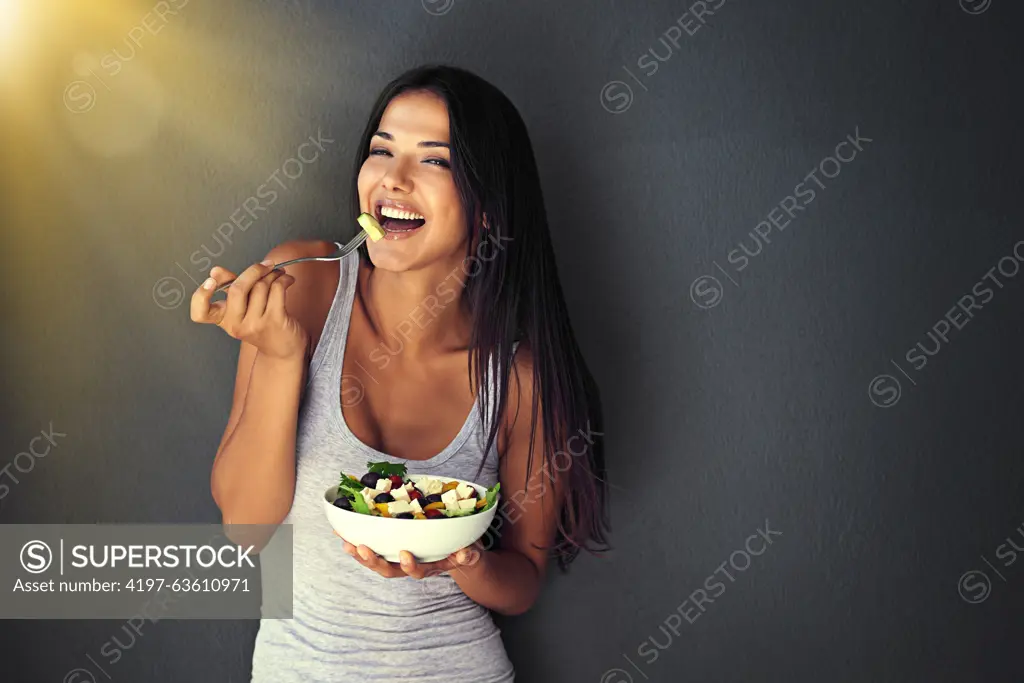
[443,507,477,517]
[349,491,371,515]
[338,473,364,495]
[482,483,501,511]
[367,461,408,478]
[335,472,372,515]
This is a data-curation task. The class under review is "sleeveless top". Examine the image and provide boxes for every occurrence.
[249,249,517,682]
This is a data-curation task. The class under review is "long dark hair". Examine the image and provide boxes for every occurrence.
[350,64,609,569]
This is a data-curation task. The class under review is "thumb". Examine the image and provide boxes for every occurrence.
[456,544,482,566]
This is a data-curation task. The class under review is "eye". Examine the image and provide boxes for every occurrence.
[368,147,450,169]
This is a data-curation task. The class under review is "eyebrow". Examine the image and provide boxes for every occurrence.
[372,131,450,149]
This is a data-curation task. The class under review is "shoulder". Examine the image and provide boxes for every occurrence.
[262,238,339,301]
[504,339,537,430]
[500,339,561,501]
[262,239,345,345]
[509,339,535,393]
[264,238,337,264]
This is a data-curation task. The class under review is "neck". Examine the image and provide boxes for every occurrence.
[363,256,474,362]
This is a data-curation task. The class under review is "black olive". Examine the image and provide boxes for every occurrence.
[394,512,415,519]
[333,497,353,510]
[373,492,394,504]
[422,493,443,505]
[361,472,382,488]
[466,489,479,498]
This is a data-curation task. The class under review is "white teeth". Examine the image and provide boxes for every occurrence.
[380,206,425,221]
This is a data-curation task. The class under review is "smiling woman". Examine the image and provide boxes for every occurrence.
[357,90,464,256]
[193,63,610,682]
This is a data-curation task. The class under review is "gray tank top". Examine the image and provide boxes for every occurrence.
[250,249,516,682]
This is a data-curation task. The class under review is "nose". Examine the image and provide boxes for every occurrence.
[380,156,412,193]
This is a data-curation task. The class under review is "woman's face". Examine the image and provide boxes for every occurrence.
[357,90,471,272]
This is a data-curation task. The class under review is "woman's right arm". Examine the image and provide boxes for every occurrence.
[192,241,317,527]
[210,344,307,526]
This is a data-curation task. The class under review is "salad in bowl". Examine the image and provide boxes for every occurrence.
[322,461,501,563]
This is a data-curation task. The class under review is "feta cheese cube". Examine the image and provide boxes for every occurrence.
[374,477,392,493]
[455,483,476,500]
[361,488,377,508]
[417,478,444,495]
[458,498,477,511]
[409,499,423,515]
[390,485,410,502]
[441,489,460,511]
[388,500,413,515]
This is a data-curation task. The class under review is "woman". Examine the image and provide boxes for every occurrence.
[190,64,609,681]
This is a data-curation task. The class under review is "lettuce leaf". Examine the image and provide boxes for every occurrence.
[350,491,371,515]
[367,461,407,478]
[443,507,478,518]
[336,473,373,515]
[338,473,365,495]
[482,483,501,511]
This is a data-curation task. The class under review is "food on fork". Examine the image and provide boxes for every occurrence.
[357,212,387,241]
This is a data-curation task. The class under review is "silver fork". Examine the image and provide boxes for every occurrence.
[212,214,383,295]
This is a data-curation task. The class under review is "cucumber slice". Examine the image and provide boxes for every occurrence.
[357,213,386,242]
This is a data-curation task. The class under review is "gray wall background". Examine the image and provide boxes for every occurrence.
[2,0,1022,681]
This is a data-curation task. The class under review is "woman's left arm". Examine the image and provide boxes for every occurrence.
[450,345,565,616]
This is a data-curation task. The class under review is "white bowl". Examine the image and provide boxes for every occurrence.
[322,474,500,563]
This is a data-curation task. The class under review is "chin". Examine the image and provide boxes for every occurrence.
[365,243,419,272]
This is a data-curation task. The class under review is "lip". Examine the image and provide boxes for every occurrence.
[372,197,428,241]
[373,197,427,222]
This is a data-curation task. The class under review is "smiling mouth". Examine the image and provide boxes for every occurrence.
[375,205,427,233]
[382,217,425,232]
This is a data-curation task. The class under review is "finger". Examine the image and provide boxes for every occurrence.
[266,271,296,322]
[407,555,454,578]
[224,260,276,325]
[449,544,482,567]
[420,563,453,578]
[357,545,400,577]
[459,547,481,565]
[332,531,359,558]
[348,543,378,569]
[189,266,236,325]
[241,269,286,325]
[399,551,427,579]
[351,551,379,572]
